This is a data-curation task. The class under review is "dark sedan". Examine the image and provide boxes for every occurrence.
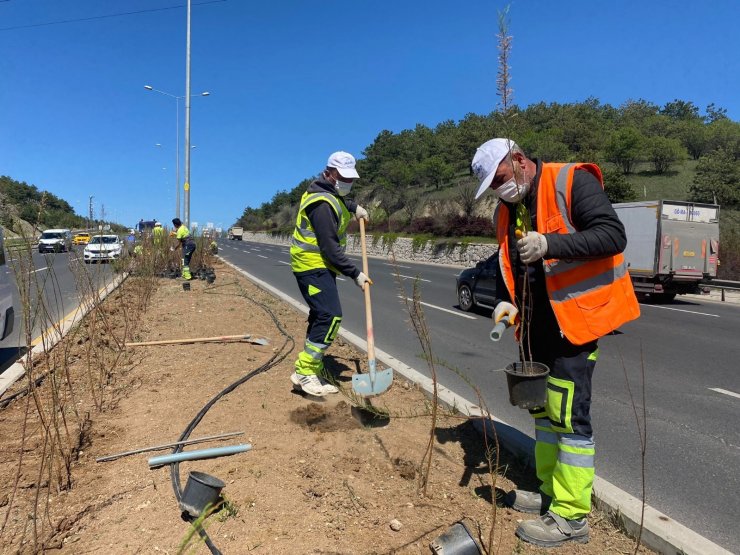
[456,251,499,312]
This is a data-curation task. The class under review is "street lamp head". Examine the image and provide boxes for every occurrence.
[201,91,210,96]
[155,143,162,147]
[144,85,153,90]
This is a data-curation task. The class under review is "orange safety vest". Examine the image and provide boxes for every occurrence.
[497,162,640,346]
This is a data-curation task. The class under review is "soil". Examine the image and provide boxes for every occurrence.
[0,261,652,554]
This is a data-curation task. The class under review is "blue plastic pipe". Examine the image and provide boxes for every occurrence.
[148,443,252,468]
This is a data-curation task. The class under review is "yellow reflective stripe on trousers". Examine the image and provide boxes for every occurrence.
[324,317,342,343]
[546,376,575,433]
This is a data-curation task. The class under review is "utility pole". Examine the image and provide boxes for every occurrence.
[184,0,192,228]
[88,196,94,230]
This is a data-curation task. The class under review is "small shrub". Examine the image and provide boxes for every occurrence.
[443,215,495,238]
[411,234,432,253]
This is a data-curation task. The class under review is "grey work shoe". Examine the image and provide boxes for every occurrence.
[515,510,589,548]
[504,490,552,514]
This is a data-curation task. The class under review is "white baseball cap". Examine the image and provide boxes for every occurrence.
[471,138,518,199]
[327,151,360,179]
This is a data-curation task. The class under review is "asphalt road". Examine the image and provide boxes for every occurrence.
[218,238,740,553]
[0,248,115,372]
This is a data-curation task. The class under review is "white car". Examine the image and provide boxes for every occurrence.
[38,228,73,253]
[83,235,123,263]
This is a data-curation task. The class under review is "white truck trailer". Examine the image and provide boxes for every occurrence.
[613,200,719,301]
[228,226,244,241]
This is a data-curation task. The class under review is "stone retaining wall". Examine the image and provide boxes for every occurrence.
[238,231,498,266]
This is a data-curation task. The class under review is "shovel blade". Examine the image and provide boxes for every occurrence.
[352,360,393,397]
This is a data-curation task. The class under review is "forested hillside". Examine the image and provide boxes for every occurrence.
[236,98,738,232]
[0,175,86,235]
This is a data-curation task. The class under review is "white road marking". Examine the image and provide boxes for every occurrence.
[641,304,719,318]
[709,388,740,400]
[337,277,346,281]
[278,261,290,265]
[397,274,431,282]
[30,266,49,273]
[397,295,477,320]
[257,255,268,259]
[384,263,411,269]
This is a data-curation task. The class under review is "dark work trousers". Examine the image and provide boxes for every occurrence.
[293,269,343,375]
[522,291,598,520]
[183,243,196,268]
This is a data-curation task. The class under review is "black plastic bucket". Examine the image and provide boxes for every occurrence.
[504,362,550,409]
[430,520,481,554]
[180,471,225,518]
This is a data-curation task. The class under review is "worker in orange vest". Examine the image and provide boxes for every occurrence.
[472,138,640,548]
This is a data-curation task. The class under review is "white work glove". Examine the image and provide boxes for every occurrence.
[516,231,548,264]
[493,301,518,325]
[354,272,373,291]
[354,205,369,221]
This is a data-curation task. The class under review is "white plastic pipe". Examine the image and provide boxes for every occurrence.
[148,444,252,468]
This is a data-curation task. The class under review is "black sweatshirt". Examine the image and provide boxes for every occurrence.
[300,178,360,279]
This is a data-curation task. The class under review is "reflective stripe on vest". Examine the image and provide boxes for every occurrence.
[496,162,640,345]
[290,190,350,273]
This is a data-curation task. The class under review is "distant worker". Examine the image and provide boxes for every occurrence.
[152,221,164,245]
[290,151,371,397]
[171,218,196,280]
[471,138,640,547]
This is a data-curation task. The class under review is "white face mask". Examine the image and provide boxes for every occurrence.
[335,180,353,196]
[495,174,529,203]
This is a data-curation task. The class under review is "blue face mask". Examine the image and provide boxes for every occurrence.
[335,180,353,196]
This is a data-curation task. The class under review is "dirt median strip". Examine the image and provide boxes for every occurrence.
[221,256,731,555]
[1,261,654,554]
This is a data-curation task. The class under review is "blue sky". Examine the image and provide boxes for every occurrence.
[1,0,738,230]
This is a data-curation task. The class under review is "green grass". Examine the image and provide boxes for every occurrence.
[623,159,698,202]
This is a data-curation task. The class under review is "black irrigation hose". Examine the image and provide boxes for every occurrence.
[168,283,295,555]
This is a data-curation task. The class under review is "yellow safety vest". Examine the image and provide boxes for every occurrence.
[290,190,350,274]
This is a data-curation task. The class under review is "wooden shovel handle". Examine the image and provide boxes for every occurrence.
[359,219,375,362]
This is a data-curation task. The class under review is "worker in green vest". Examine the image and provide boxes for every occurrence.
[152,221,165,245]
[171,218,196,280]
[290,151,370,397]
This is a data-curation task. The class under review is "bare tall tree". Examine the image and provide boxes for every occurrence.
[496,6,514,114]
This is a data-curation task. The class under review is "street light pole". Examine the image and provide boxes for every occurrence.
[144,84,209,221]
[184,0,192,228]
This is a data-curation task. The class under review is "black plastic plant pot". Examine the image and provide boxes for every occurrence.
[182,282,191,291]
[430,519,482,554]
[179,471,225,518]
[504,362,550,409]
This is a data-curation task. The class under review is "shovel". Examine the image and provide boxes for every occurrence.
[351,218,393,397]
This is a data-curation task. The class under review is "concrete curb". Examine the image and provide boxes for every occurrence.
[219,257,732,555]
[0,272,128,399]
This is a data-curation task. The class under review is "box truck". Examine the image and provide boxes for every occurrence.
[613,200,719,301]
[228,226,243,241]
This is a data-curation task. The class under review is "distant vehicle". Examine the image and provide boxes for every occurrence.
[228,226,244,241]
[0,229,15,340]
[83,234,123,263]
[456,251,499,312]
[137,220,157,236]
[38,229,73,253]
[73,232,91,245]
[614,200,720,302]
